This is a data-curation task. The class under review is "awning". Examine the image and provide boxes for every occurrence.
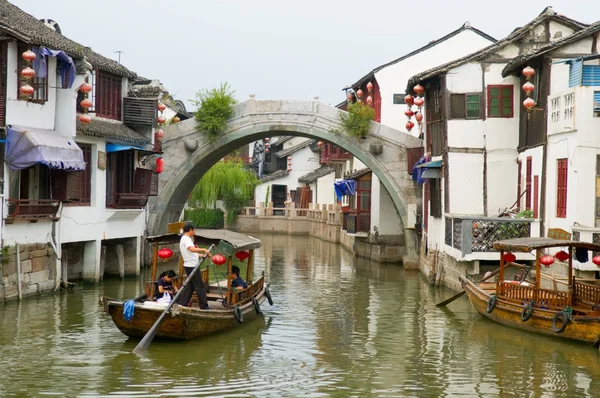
[416,159,442,169]
[106,143,145,153]
[5,125,85,171]
[334,180,356,200]
[422,169,441,179]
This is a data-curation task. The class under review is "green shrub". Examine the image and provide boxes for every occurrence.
[192,82,237,140]
[184,208,225,229]
[340,101,375,138]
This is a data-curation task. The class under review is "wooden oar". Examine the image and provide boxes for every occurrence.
[435,267,501,307]
[133,244,215,354]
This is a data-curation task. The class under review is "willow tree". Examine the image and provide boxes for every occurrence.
[189,156,258,222]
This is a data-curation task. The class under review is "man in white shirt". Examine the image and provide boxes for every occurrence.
[174,222,211,309]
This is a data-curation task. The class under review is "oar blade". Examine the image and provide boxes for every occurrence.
[435,291,465,307]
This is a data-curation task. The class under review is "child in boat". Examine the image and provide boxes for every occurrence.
[231,266,248,290]
[156,270,179,299]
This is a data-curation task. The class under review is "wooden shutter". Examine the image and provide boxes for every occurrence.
[450,94,466,119]
[66,172,81,201]
[526,157,532,210]
[430,178,442,218]
[133,168,154,195]
[150,171,159,196]
[517,159,522,206]
[556,159,568,218]
[51,170,68,201]
[0,41,7,126]
[407,147,425,175]
[533,175,539,218]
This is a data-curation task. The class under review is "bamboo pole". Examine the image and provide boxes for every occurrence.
[568,246,573,306]
[535,249,541,302]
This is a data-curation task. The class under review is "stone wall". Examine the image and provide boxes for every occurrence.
[1,243,56,302]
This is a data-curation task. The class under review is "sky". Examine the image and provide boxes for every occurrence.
[11,0,600,111]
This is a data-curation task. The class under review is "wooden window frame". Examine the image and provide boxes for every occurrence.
[556,158,568,218]
[487,84,514,118]
[17,42,48,104]
[526,157,532,210]
[450,93,482,120]
[430,178,442,218]
[95,70,122,120]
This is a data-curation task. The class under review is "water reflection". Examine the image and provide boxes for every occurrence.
[0,233,599,397]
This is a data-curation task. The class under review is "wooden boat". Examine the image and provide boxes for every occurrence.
[100,222,273,340]
[460,237,600,346]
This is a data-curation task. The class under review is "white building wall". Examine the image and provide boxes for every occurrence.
[313,172,336,206]
[375,29,494,132]
[370,174,403,236]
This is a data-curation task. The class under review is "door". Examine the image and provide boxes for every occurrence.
[271,184,287,208]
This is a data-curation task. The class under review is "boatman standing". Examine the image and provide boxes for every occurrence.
[175,222,211,309]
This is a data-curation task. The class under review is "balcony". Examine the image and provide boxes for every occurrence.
[320,144,353,164]
[5,199,61,222]
[444,215,539,260]
[549,86,600,137]
[106,193,149,209]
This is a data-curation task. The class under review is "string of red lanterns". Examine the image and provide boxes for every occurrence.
[287,156,292,172]
[522,66,536,113]
[19,49,36,99]
[405,85,425,139]
[78,82,93,124]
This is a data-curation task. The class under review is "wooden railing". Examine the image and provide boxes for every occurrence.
[574,281,600,305]
[6,199,61,221]
[144,268,209,300]
[497,282,569,308]
[229,275,265,306]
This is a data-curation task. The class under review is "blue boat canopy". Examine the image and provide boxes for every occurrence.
[106,143,145,153]
[5,125,85,171]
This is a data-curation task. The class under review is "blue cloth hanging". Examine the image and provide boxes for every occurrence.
[412,155,430,184]
[123,300,135,322]
[32,46,76,89]
[333,180,356,200]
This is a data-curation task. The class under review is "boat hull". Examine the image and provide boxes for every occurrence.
[460,276,600,346]
[102,288,268,340]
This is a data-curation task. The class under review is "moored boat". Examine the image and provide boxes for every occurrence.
[460,237,600,346]
[100,223,273,340]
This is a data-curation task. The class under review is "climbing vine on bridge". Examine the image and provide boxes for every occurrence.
[339,101,375,139]
[192,82,237,140]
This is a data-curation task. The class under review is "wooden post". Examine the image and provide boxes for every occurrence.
[178,255,184,278]
[61,249,68,287]
[151,242,158,283]
[246,249,254,284]
[226,256,233,305]
[99,246,107,281]
[498,250,505,290]
[535,249,541,302]
[116,244,125,280]
[568,246,573,306]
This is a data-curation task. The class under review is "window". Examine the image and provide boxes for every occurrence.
[106,150,153,208]
[357,179,371,211]
[17,42,47,103]
[96,70,122,120]
[277,156,287,171]
[556,158,568,218]
[450,93,481,119]
[526,157,532,210]
[487,85,514,118]
[51,144,92,205]
[430,178,442,218]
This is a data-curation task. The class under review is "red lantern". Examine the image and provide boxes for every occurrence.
[211,254,227,266]
[413,84,424,95]
[523,66,535,78]
[356,89,363,98]
[415,112,423,123]
[522,82,535,94]
[406,121,414,131]
[265,142,270,148]
[366,95,373,105]
[554,250,569,262]
[404,95,414,105]
[593,256,600,266]
[20,67,35,79]
[414,97,425,107]
[287,156,292,161]
[22,50,36,62]
[523,98,536,110]
[19,84,34,96]
[157,116,166,124]
[157,248,173,260]
[265,148,270,153]
[235,251,249,261]
[287,168,292,172]
[172,116,181,123]
[157,102,166,112]
[317,141,324,147]
[347,93,353,101]
[503,252,516,263]
[265,137,270,142]
[80,83,92,93]
[404,109,414,118]
[155,129,164,140]
[366,81,373,92]
[79,114,92,124]
[156,157,164,173]
[540,254,555,267]
[80,98,93,109]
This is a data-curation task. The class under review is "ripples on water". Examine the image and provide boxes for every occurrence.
[1,233,600,397]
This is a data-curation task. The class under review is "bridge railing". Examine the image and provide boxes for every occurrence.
[240,203,342,224]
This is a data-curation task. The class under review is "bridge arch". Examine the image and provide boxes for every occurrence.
[148,98,422,261]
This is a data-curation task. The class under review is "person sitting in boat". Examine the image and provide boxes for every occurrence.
[231,266,248,290]
[155,270,179,299]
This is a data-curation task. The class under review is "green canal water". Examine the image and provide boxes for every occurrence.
[1,233,600,397]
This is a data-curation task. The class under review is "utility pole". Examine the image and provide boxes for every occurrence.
[113,50,124,64]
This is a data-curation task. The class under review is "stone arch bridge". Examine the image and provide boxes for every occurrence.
[148,97,423,261]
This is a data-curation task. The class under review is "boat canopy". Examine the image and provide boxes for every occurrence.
[146,229,261,252]
[493,237,600,252]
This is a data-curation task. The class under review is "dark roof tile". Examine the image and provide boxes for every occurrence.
[298,165,335,184]
[76,118,151,146]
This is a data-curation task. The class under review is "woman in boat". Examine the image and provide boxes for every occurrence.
[156,270,179,299]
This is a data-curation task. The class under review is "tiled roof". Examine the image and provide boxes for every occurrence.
[405,7,589,92]
[259,169,289,183]
[298,165,335,184]
[345,168,371,181]
[502,21,600,77]
[275,139,315,158]
[76,118,151,146]
[0,0,136,78]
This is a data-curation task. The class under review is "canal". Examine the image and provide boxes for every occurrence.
[1,233,600,397]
